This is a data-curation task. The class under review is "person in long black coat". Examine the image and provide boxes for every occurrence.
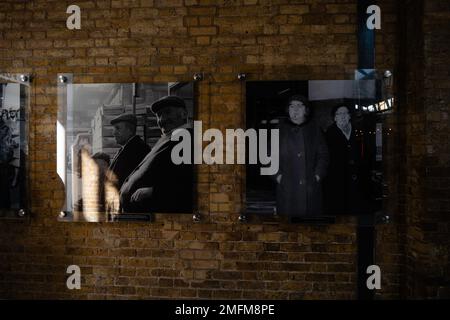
[108,113,150,190]
[119,96,193,214]
[274,95,329,217]
[324,105,370,215]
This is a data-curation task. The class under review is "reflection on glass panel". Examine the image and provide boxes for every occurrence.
[0,74,29,218]
[245,79,394,223]
[57,76,194,222]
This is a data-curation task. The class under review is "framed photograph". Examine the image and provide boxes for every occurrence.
[57,75,195,222]
[245,79,393,222]
[0,73,30,219]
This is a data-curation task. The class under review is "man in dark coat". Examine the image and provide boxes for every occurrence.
[324,105,370,215]
[108,113,150,190]
[119,96,193,214]
[274,95,329,217]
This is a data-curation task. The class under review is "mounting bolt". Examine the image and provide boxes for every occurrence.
[58,75,68,84]
[19,75,29,83]
[17,209,26,217]
[193,212,201,222]
[193,73,203,81]
[59,211,67,218]
[238,214,247,223]
[273,207,278,217]
[237,73,247,81]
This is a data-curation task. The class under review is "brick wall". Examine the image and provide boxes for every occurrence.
[403,0,450,298]
[0,0,434,300]
[375,0,450,299]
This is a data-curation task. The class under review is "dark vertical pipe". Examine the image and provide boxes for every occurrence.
[357,0,376,300]
[358,0,376,69]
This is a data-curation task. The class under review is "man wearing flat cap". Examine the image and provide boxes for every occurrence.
[119,96,193,214]
[108,113,150,190]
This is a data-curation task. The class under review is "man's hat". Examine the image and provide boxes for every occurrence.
[110,113,138,126]
[150,96,186,114]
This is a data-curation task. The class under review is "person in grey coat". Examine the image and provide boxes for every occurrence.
[273,95,329,217]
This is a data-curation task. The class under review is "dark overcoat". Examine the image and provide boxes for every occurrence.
[276,119,329,217]
[108,135,150,190]
[119,130,193,214]
[324,123,370,214]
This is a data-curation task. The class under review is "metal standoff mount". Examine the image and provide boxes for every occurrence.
[193,73,204,81]
[58,75,68,83]
[383,70,392,78]
[19,74,29,83]
[238,213,247,223]
[17,209,26,217]
[59,211,67,218]
[192,212,202,222]
[377,214,391,224]
[237,73,247,81]
[375,211,391,225]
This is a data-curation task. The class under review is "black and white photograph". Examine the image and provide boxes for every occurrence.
[245,80,393,220]
[0,76,28,216]
[57,81,195,222]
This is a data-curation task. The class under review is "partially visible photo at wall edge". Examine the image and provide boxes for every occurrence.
[0,80,28,217]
